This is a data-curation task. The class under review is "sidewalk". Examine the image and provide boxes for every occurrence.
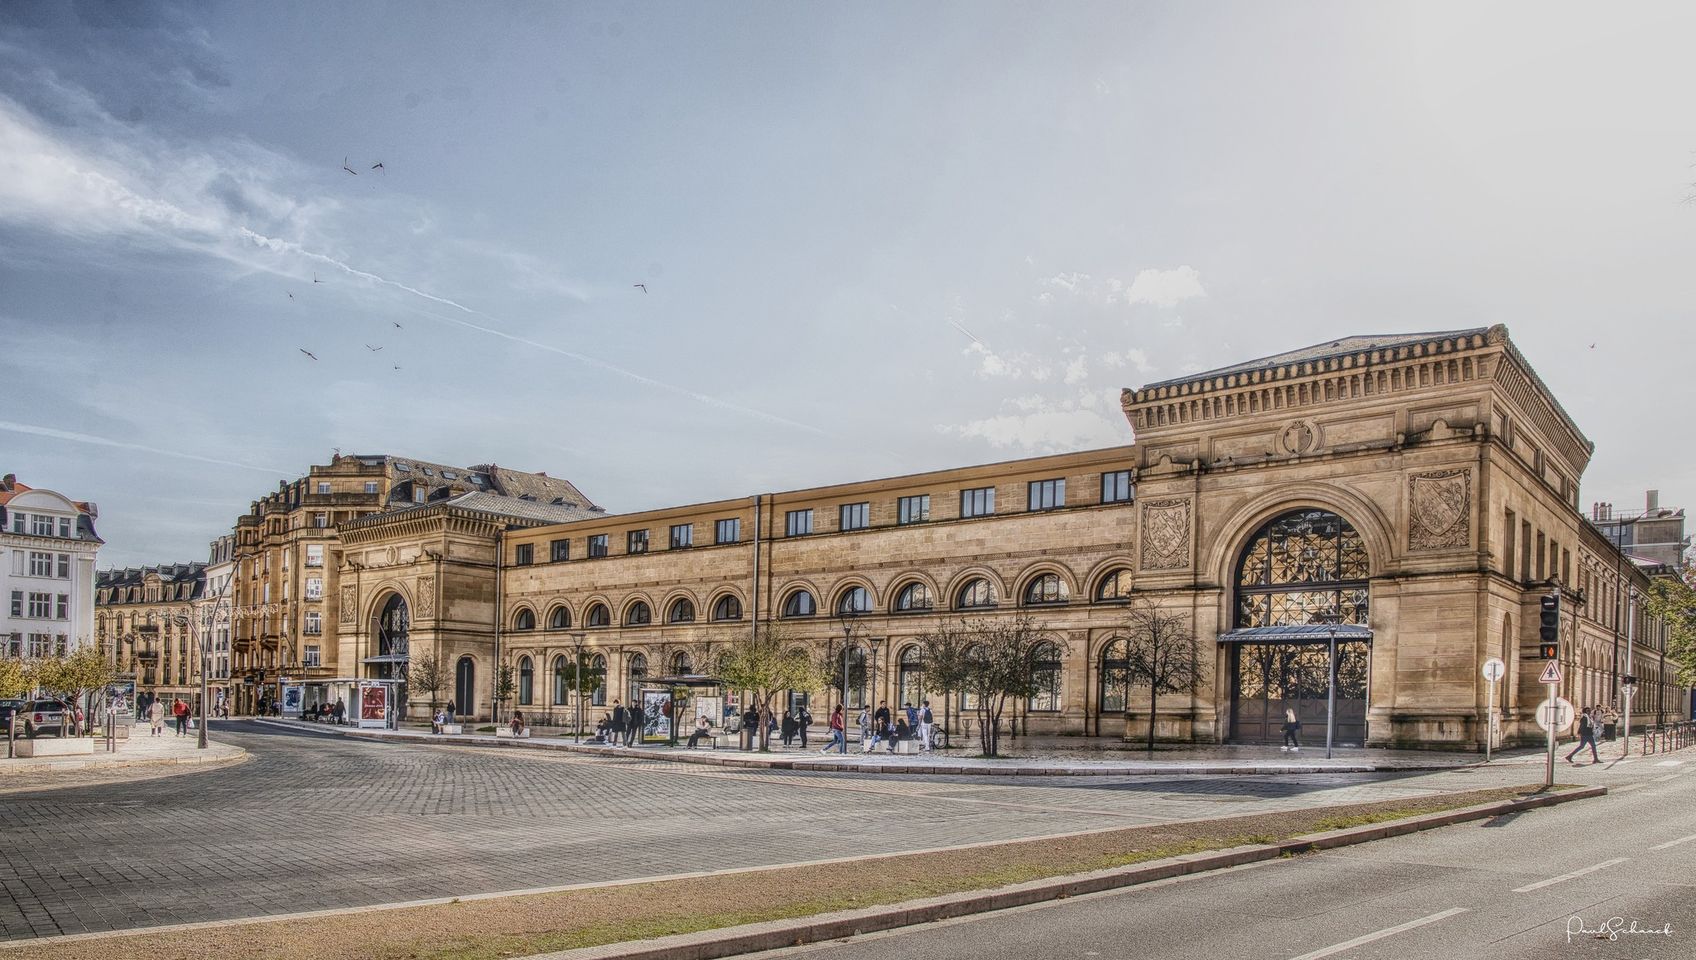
[258,718,1512,776]
[0,726,245,775]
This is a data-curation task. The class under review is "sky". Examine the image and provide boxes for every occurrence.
[2,1,1693,567]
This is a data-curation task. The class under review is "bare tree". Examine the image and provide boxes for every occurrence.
[1116,599,1206,753]
[716,623,821,750]
[493,657,516,722]
[916,617,974,749]
[953,614,1055,757]
[410,652,446,719]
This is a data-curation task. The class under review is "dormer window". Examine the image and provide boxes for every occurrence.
[412,486,427,504]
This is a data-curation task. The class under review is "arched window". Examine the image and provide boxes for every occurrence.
[1028,642,1061,711]
[893,582,932,613]
[548,605,571,630]
[627,652,647,703]
[898,645,926,707]
[667,599,695,624]
[960,645,986,711]
[518,655,534,705]
[671,651,693,675]
[837,585,872,616]
[782,589,816,618]
[513,608,536,631]
[956,578,996,609]
[1022,573,1069,606]
[712,595,743,621]
[1094,569,1132,602]
[586,603,611,627]
[552,655,569,705]
[626,601,652,626]
[1099,639,1129,713]
[844,646,867,708]
[589,654,607,706]
[1235,509,1369,627]
[455,656,476,715]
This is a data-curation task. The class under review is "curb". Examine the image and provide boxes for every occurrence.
[0,744,246,778]
[520,785,1607,960]
[253,719,1477,778]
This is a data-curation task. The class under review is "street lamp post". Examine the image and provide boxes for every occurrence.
[836,613,858,755]
[1622,586,1637,755]
[570,632,587,744]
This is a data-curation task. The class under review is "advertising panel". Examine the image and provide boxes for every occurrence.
[640,689,671,743]
[282,684,304,717]
[357,682,389,728]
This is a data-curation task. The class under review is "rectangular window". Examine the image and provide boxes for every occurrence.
[31,515,52,536]
[588,534,608,558]
[29,552,52,577]
[669,523,694,548]
[785,509,813,537]
[55,594,68,620]
[961,486,996,518]
[364,481,380,494]
[514,543,534,565]
[9,591,21,617]
[304,644,322,667]
[839,502,870,531]
[53,635,67,658]
[28,593,51,618]
[1028,478,1066,511]
[304,612,322,635]
[314,512,329,528]
[1503,509,1516,578]
[1101,470,1133,504]
[627,529,649,554]
[57,554,70,579]
[4,633,18,658]
[550,538,570,562]
[9,551,21,576]
[715,518,740,544]
[316,482,331,494]
[305,577,323,600]
[9,512,23,533]
[412,486,427,504]
[305,544,324,567]
[897,495,930,525]
[57,517,71,538]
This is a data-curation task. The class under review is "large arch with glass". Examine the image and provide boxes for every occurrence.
[1228,508,1372,745]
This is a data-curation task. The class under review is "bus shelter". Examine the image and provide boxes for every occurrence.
[636,674,724,746]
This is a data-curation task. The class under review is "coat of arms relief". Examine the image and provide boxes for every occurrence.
[1139,497,1193,571]
[1408,469,1471,550]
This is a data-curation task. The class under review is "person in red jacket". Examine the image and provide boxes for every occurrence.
[171,698,190,737]
[820,704,846,754]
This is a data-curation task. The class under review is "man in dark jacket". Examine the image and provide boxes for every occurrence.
[798,705,812,749]
[741,705,760,750]
[610,700,627,749]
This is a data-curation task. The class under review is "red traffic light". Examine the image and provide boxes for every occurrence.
[1538,642,1559,660]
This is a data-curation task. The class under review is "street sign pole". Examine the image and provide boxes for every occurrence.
[1538,661,1564,790]
[1545,698,1556,789]
[1482,657,1505,764]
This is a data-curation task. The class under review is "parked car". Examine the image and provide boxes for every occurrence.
[19,699,71,738]
[0,699,24,733]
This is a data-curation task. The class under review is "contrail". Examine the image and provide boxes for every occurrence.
[238,229,827,436]
[411,309,828,435]
[948,318,988,347]
[0,420,294,476]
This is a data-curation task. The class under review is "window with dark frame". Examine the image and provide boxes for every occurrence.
[897,495,930,525]
[960,486,995,518]
[1027,478,1065,511]
[627,529,649,554]
[670,523,693,548]
[588,534,608,557]
[550,538,570,562]
[1100,470,1133,504]
[785,509,813,537]
[839,502,870,531]
[715,518,740,544]
[514,543,533,566]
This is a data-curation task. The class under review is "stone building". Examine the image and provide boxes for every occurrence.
[1589,492,1688,573]
[1,474,102,661]
[95,563,206,707]
[226,454,596,714]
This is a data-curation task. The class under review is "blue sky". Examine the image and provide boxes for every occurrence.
[3,1,1694,566]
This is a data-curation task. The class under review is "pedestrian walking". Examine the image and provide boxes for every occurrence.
[332,698,345,725]
[1566,706,1600,763]
[857,706,871,750]
[1281,707,1301,752]
[823,704,847,753]
[625,703,641,746]
[171,698,190,737]
[148,699,165,736]
[780,710,798,746]
[610,700,627,749]
[798,704,812,748]
[918,700,935,751]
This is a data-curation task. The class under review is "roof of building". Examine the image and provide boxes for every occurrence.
[369,490,602,526]
[0,475,104,542]
[1143,328,1491,389]
[339,454,598,512]
[96,563,209,602]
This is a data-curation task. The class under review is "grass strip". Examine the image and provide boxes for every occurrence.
[5,783,1564,960]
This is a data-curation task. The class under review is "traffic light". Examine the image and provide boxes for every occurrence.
[1538,594,1560,659]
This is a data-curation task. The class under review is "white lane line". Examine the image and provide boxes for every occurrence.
[1285,908,1469,960]
[1649,833,1696,851]
[1650,773,1680,782]
[1512,858,1630,893]
[1611,782,1646,793]
[1654,760,1684,766]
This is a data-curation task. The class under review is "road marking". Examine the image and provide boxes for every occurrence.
[1650,773,1679,782]
[1611,782,1646,793]
[1654,760,1684,766]
[1285,907,1470,960]
[1649,833,1696,851]
[1511,857,1629,893]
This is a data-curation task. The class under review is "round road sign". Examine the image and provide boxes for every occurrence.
[1482,657,1506,683]
[1535,697,1575,733]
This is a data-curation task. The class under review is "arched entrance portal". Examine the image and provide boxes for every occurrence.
[1228,509,1372,744]
[369,593,410,718]
[454,656,475,718]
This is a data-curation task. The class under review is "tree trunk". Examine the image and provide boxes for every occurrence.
[1147,681,1158,754]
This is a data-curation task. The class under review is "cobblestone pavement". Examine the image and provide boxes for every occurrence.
[0,722,1572,941]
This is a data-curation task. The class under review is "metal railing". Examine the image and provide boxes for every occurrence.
[1637,721,1695,755]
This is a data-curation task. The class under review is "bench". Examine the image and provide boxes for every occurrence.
[438,723,464,735]
[893,740,921,755]
[495,726,531,739]
[686,728,723,749]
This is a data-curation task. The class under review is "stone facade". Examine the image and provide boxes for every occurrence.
[0,476,101,662]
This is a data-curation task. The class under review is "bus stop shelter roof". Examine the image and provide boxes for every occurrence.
[643,674,724,688]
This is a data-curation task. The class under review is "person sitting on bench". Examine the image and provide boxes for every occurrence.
[688,716,712,748]
[509,709,525,736]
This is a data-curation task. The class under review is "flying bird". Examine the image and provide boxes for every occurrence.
[298,349,318,361]
[365,344,383,352]
[392,321,403,329]
[393,365,402,370]
[313,274,323,284]
[371,161,385,171]
[633,283,647,293]
[342,157,358,176]
[287,292,294,300]
[1589,343,1596,349]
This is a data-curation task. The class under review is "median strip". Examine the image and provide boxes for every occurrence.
[0,783,1601,960]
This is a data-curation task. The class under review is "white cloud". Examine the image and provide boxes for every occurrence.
[1099,348,1154,373]
[1063,354,1089,385]
[947,407,1126,452]
[1123,265,1206,308]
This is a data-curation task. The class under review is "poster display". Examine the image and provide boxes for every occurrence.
[694,695,723,729]
[641,689,671,742]
[357,682,389,728]
[282,684,304,717]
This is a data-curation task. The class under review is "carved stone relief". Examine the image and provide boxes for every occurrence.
[416,575,436,619]
[1277,418,1321,456]
[1408,469,1471,550]
[1139,497,1193,571]
[339,585,357,623]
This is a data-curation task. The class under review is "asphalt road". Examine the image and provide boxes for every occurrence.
[764,756,1696,960]
[0,721,1533,941]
